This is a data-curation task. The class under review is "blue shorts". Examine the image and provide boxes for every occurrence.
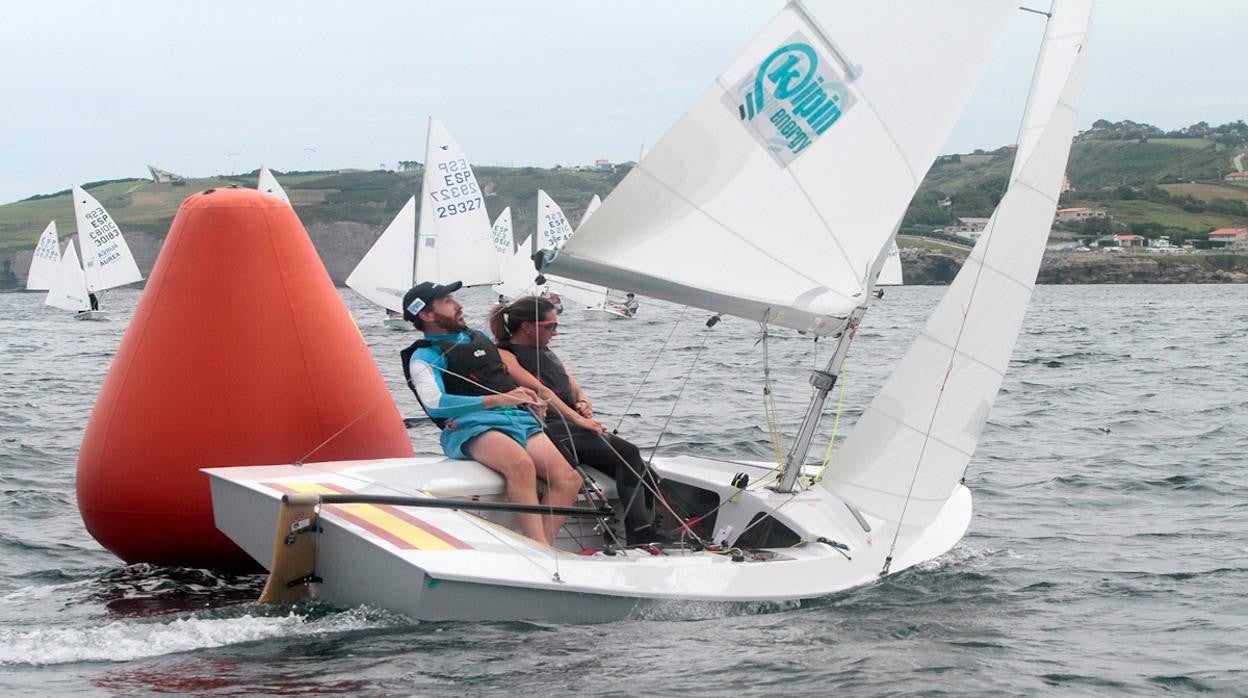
[440,408,544,460]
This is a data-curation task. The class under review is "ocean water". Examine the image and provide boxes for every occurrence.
[1,284,1245,695]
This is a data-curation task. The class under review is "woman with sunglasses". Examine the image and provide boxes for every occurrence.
[489,296,666,546]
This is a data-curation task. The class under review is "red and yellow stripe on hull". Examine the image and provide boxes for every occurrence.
[265,482,470,551]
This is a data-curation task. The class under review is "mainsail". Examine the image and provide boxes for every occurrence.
[26,221,61,290]
[413,118,499,288]
[72,185,143,294]
[545,1,1015,335]
[826,0,1093,525]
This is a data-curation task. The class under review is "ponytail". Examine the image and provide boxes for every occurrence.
[488,295,556,342]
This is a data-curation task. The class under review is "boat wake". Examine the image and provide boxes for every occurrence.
[0,604,401,666]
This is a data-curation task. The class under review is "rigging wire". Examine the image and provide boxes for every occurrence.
[614,304,689,433]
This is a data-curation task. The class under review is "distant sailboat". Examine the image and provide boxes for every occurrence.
[26,221,61,291]
[60,185,143,319]
[346,118,498,329]
[257,166,291,204]
[876,241,903,287]
[44,239,91,313]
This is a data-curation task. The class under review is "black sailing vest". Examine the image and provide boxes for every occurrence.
[496,340,576,414]
[401,330,518,429]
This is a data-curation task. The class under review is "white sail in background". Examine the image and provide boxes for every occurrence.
[45,239,90,311]
[345,196,417,312]
[72,185,142,294]
[257,166,291,205]
[826,0,1092,526]
[26,221,61,290]
[537,189,575,249]
[413,118,499,287]
[491,207,514,256]
[576,194,602,232]
[547,1,1015,336]
[876,242,903,286]
[496,192,608,308]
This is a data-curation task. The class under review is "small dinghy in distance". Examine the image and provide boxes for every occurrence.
[45,186,144,319]
[206,0,1092,623]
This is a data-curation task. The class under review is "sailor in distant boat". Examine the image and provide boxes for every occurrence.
[399,281,582,545]
[489,296,666,545]
[607,292,638,317]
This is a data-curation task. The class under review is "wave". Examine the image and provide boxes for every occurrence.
[0,604,403,666]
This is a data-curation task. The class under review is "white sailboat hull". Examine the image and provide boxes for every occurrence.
[205,455,970,623]
[73,310,110,321]
[382,317,416,332]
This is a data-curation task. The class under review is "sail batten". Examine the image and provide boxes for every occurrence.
[826,0,1093,525]
[546,1,1016,335]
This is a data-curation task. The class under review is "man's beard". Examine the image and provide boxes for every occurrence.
[431,309,467,332]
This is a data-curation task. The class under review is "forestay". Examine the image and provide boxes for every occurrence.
[545,0,1016,336]
[826,0,1093,525]
[72,185,143,294]
[26,221,61,291]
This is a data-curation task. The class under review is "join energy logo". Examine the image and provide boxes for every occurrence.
[726,31,856,166]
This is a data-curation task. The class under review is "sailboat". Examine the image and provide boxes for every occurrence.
[876,241,903,287]
[497,191,626,315]
[257,166,292,205]
[53,185,144,319]
[346,118,498,330]
[206,0,1090,622]
[573,194,639,319]
[26,221,62,291]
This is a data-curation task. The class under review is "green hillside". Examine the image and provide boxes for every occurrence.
[0,167,628,254]
[3,119,1246,258]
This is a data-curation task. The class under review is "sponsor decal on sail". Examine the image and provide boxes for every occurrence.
[725,32,856,166]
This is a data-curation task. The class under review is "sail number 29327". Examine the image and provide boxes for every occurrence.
[429,157,482,217]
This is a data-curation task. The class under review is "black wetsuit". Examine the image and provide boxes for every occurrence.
[498,339,659,540]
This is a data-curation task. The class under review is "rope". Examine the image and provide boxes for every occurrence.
[810,363,849,484]
[643,318,714,469]
[759,327,785,467]
[614,304,689,433]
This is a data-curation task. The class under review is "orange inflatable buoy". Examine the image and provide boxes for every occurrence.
[77,187,413,570]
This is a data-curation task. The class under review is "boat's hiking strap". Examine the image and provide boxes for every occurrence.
[259,493,320,603]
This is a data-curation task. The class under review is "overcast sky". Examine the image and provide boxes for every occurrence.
[1,1,1244,205]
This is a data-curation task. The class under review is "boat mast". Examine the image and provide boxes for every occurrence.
[776,304,867,493]
[414,117,434,287]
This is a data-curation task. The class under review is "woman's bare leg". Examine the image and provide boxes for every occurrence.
[464,431,547,544]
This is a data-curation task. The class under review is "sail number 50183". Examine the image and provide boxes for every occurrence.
[437,197,483,218]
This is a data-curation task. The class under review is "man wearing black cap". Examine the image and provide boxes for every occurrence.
[399,281,582,546]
